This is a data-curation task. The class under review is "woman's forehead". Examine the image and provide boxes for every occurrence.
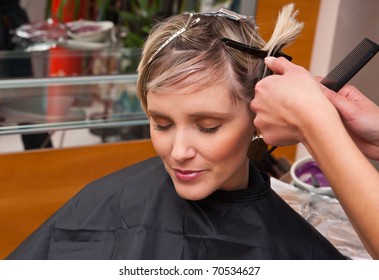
[147,80,234,99]
[146,83,242,113]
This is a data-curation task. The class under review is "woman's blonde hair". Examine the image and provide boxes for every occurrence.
[137,3,303,113]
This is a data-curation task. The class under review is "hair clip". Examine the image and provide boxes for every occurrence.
[148,14,201,64]
[198,8,258,30]
[147,9,260,65]
[221,38,292,61]
[198,8,252,22]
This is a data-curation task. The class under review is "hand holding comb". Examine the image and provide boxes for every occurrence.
[260,37,379,161]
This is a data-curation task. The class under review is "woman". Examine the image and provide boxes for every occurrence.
[7,4,344,260]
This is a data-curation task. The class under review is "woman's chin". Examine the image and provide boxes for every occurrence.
[174,184,212,201]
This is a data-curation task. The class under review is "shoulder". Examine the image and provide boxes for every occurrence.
[54,156,169,228]
[85,156,166,190]
[78,156,165,196]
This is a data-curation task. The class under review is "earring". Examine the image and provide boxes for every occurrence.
[247,132,268,162]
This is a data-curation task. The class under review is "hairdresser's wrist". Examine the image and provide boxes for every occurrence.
[297,106,342,150]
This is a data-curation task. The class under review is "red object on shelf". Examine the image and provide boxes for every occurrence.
[51,0,90,22]
[47,0,90,118]
[49,0,91,76]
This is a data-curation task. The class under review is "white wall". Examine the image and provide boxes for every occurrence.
[331,0,379,103]
[310,0,379,106]
[296,0,379,169]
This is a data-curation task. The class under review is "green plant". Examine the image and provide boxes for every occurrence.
[116,0,233,48]
[116,0,190,48]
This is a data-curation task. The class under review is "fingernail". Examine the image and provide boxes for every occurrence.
[264,56,276,63]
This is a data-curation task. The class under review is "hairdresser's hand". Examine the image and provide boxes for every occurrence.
[321,83,379,160]
[251,57,339,146]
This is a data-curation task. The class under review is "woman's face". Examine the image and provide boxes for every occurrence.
[147,82,255,200]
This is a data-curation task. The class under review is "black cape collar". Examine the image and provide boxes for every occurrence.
[202,161,271,203]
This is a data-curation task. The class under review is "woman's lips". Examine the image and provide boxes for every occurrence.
[173,169,205,181]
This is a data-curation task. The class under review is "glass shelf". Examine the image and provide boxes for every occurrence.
[0,48,150,149]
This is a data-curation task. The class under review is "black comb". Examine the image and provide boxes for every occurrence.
[260,37,379,161]
[221,38,293,60]
[320,38,379,91]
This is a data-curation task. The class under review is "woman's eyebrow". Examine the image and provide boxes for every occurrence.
[189,112,230,119]
[148,110,230,119]
[147,110,170,118]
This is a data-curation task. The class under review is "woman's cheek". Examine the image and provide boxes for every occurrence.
[150,131,169,157]
[202,133,244,160]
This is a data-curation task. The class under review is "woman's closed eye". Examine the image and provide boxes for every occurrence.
[153,123,173,131]
[198,125,220,134]
[154,124,220,134]
[196,118,223,134]
[150,114,173,131]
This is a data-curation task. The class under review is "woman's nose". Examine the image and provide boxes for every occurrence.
[171,131,196,162]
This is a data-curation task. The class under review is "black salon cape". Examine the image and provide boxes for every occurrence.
[7,157,344,260]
